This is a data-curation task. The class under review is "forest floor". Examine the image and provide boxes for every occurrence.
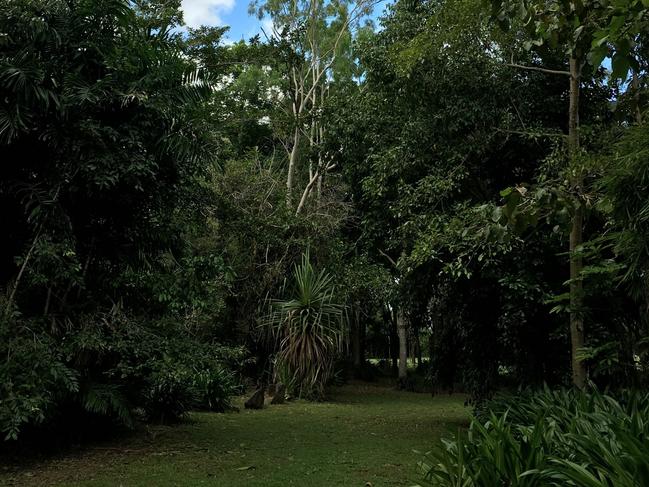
[1,383,468,487]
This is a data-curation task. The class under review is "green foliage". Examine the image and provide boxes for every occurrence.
[421,389,649,486]
[0,308,78,440]
[142,347,240,422]
[326,0,609,397]
[490,0,649,80]
[601,122,649,296]
[0,0,245,442]
[192,366,238,412]
[268,253,345,399]
[143,362,238,423]
[248,0,368,83]
[0,303,242,438]
[4,0,649,457]
[1,0,218,319]
[205,153,351,349]
[143,364,199,423]
[79,383,134,429]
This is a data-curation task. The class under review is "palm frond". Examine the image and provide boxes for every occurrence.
[266,252,345,399]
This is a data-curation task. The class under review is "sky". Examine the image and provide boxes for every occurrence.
[180,0,391,43]
[181,0,260,41]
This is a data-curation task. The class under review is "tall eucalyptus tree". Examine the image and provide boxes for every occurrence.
[249,0,375,211]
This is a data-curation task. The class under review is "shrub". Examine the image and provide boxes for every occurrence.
[143,361,239,422]
[0,312,78,440]
[1,307,244,440]
[420,388,649,486]
[143,364,198,423]
[191,366,237,412]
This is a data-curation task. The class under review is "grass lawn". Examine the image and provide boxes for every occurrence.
[1,383,468,487]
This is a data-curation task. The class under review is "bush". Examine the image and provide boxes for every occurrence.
[191,366,237,412]
[143,364,197,423]
[0,307,244,440]
[420,388,649,486]
[143,361,239,422]
[0,312,79,440]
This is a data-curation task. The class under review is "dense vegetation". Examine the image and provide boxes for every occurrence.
[2,0,649,483]
[423,389,649,486]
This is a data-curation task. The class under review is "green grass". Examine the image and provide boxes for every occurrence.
[1,383,468,487]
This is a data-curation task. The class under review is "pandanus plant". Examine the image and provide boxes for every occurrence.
[267,253,345,399]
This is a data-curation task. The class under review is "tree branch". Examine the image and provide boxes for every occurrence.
[295,171,320,216]
[506,62,571,76]
[378,249,399,269]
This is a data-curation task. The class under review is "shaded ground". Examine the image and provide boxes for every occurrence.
[1,383,468,487]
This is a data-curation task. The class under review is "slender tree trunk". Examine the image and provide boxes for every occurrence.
[43,287,52,316]
[568,56,587,389]
[414,326,422,368]
[388,309,398,373]
[352,301,362,369]
[5,228,40,318]
[397,309,408,382]
[316,174,322,202]
[359,308,366,365]
[645,275,649,321]
[286,125,300,207]
[632,72,643,125]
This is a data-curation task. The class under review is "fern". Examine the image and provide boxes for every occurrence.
[80,383,134,428]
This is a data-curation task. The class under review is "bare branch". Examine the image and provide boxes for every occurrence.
[495,127,567,139]
[378,249,399,270]
[295,171,320,215]
[506,54,570,76]
[506,62,571,76]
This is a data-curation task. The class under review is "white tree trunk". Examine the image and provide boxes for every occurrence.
[286,125,300,207]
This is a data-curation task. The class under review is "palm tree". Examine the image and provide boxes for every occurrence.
[268,252,345,399]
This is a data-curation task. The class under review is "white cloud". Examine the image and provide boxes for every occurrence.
[242,16,275,41]
[181,0,235,28]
